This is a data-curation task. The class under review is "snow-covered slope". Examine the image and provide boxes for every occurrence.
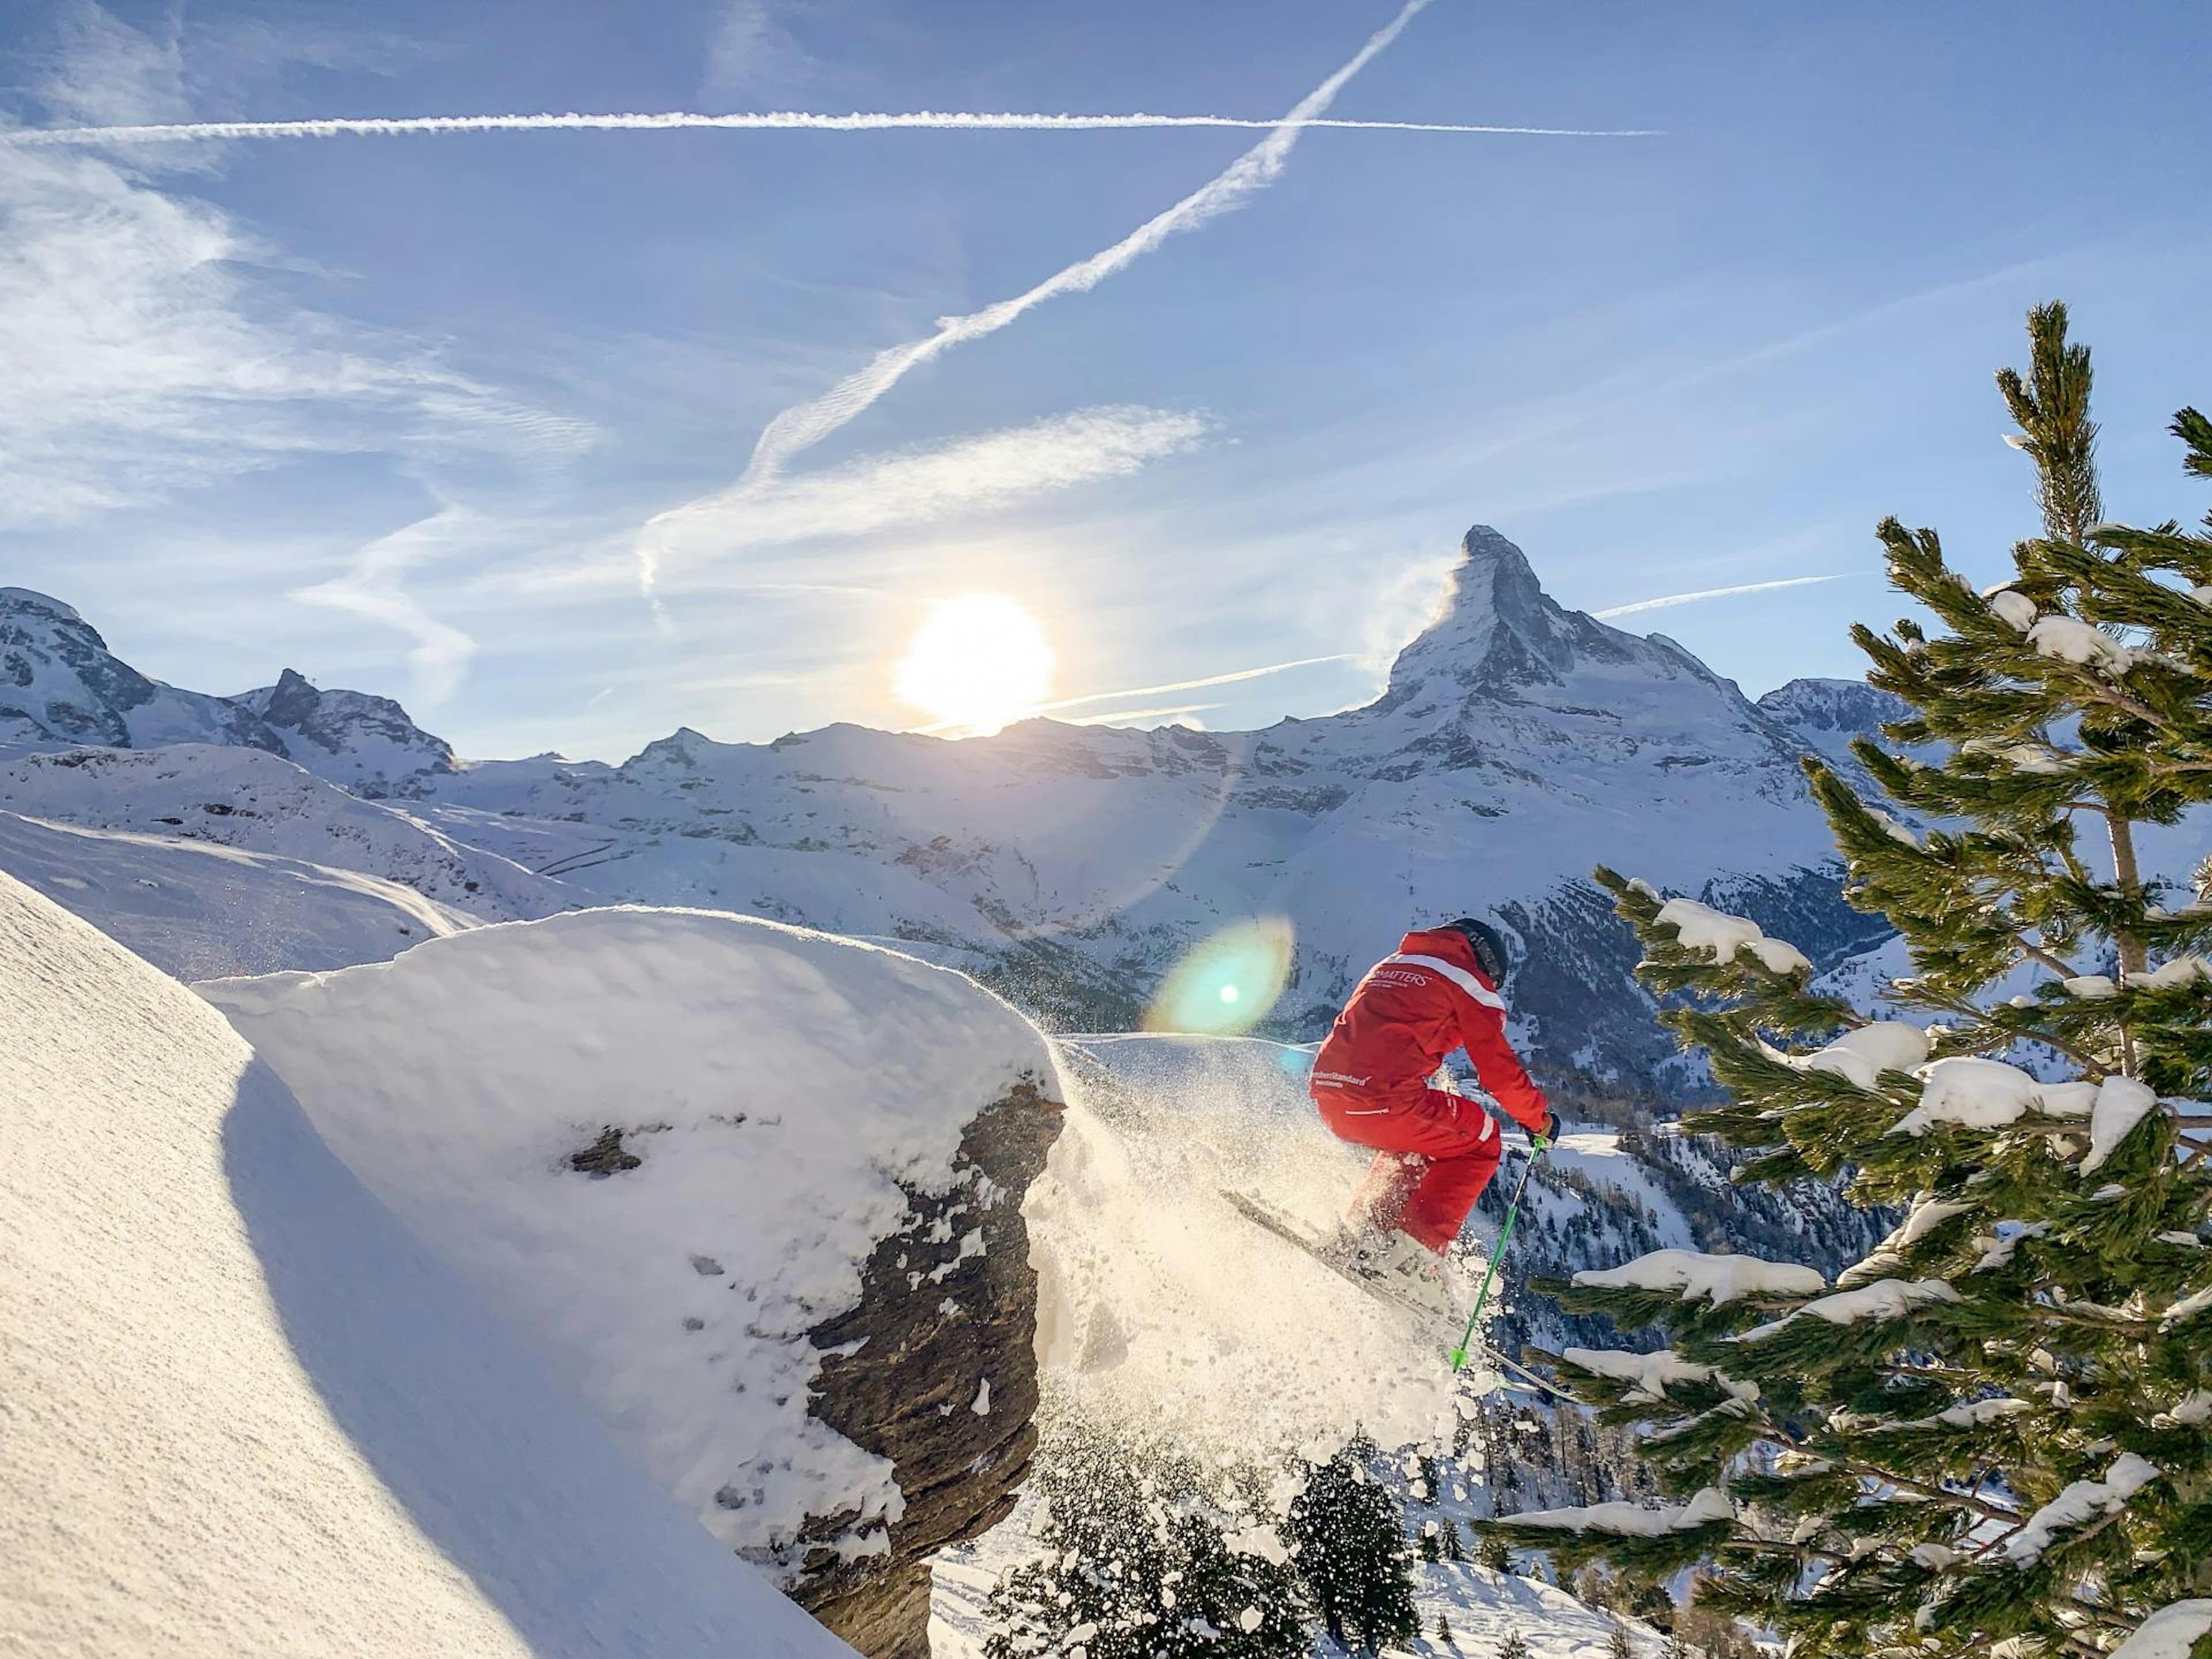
[0,809,476,978]
[201,908,1062,1582]
[0,871,853,1658]
[0,744,566,922]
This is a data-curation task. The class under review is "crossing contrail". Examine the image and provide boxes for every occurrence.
[1592,573,1854,619]
[0,109,1660,147]
[726,0,1446,494]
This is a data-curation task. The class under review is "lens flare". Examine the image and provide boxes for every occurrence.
[1143,918,1295,1035]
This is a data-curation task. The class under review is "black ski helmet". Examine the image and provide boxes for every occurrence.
[1442,917,1511,987]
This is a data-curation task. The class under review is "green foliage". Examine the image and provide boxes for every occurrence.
[1498,304,2212,1659]
[1497,1628,1531,1659]
[1476,1533,1514,1575]
[1608,1619,1635,1659]
[984,1428,1304,1659]
[1283,1436,1419,1656]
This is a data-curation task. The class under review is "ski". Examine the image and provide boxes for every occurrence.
[1218,1190,1445,1320]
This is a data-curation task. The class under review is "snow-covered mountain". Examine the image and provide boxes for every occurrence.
[1,528,1900,1089]
[0,588,452,795]
[1,587,280,754]
[232,667,456,797]
[1755,676,1917,775]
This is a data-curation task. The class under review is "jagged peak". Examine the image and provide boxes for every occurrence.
[1381,524,1639,702]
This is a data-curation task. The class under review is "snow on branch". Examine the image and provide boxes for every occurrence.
[1559,1346,1755,1406]
[2109,1601,2212,1659]
[1738,1278,1960,1343]
[1791,1021,1930,1091]
[1885,1056,2096,1138]
[2001,1453,2161,1566]
[1573,1248,1825,1306]
[1651,896,1812,976]
[1497,1488,1735,1538]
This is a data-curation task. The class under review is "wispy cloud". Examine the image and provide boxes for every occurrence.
[723,0,1446,498]
[0,109,1662,147]
[1592,572,1857,620]
[633,404,1211,595]
[291,506,483,707]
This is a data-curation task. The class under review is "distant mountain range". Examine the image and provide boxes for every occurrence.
[2,529,1915,1097]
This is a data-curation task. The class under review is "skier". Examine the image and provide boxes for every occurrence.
[1310,918,1559,1315]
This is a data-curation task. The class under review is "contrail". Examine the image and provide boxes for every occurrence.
[1034,654,1355,713]
[1592,573,1855,620]
[733,0,1445,494]
[0,109,1661,147]
[911,653,1351,734]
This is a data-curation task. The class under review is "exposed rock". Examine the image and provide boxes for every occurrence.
[793,1079,1065,1659]
[569,1126,643,1176]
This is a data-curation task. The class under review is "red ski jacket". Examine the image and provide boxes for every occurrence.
[1311,927,1552,1132]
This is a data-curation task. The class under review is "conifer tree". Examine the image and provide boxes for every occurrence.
[985,1430,1305,1659]
[1474,305,2212,1659]
[1497,1628,1531,1659]
[1283,1436,1420,1655]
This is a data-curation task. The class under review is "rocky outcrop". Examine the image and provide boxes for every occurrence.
[793,1080,1063,1658]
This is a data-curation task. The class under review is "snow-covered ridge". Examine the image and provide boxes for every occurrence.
[202,906,1061,1581]
[0,871,852,1658]
[0,588,450,794]
[5,527,1904,1086]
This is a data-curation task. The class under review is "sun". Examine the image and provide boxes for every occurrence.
[894,594,1055,734]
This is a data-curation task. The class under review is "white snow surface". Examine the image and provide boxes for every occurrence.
[1987,590,2039,632]
[0,872,851,1658]
[2109,1601,2212,1659]
[0,809,476,978]
[0,745,563,922]
[2002,1453,2161,1566]
[1572,1248,1825,1306]
[201,906,1059,1572]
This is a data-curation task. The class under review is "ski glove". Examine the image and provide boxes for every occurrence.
[1527,1109,1560,1148]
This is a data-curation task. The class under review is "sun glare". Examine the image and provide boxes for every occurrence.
[895,594,1055,734]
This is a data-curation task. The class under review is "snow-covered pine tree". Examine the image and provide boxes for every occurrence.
[984,1431,1305,1659]
[1283,1436,1419,1656]
[1497,1628,1531,1659]
[1474,304,2212,1659]
[1608,1618,1636,1659]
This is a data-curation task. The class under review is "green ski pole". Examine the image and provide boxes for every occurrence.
[1448,1137,1547,1373]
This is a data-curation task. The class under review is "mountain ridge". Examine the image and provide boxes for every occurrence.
[1,529,1902,1090]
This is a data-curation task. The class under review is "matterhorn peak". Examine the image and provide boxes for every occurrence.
[1382,524,1628,702]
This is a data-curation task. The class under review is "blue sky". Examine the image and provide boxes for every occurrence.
[1,0,2206,759]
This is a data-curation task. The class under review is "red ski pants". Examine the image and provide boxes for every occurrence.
[1313,1086,1502,1253]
